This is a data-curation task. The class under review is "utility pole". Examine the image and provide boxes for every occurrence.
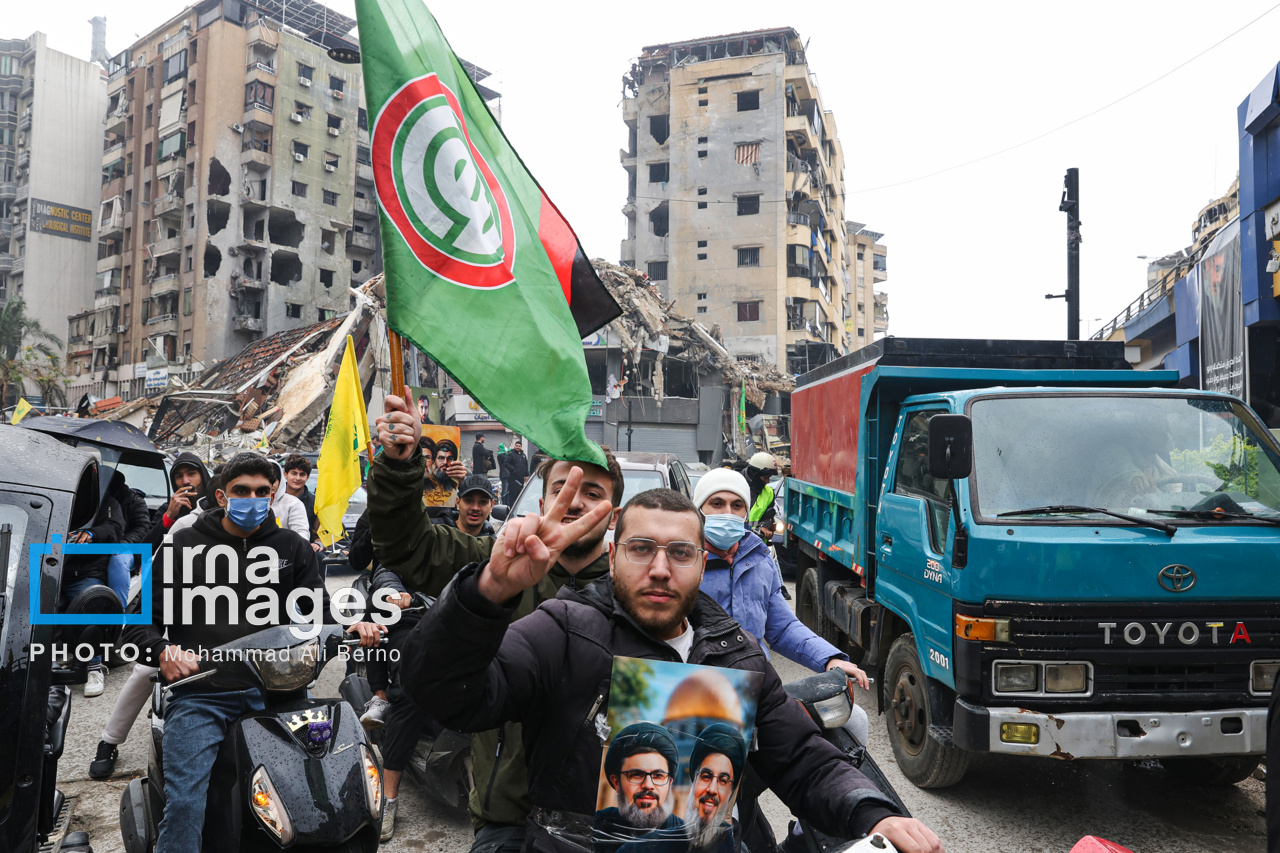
[1045,167,1082,340]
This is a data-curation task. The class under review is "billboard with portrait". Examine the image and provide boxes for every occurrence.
[592,657,763,853]
[1199,218,1244,398]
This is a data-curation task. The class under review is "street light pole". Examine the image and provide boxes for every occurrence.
[1046,167,1082,340]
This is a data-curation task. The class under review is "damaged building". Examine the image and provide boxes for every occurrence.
[587,260,794,464]
[143,276,386,457]
[620,27,853,377]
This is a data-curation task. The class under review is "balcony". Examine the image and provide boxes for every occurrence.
[103,140,125,162]
[0,254,12,273]
[619,148,636,166]
[247,61,276,76]
[234,315,264,332]
[156,153,186,178]
[17,148,29,171]
[150,274,180,296]
[356,162,373,184]
[96,252,122,274]
[0,221,9,241]
[346,230,376,252]
[153,193,183,218]
[15,184,29,206]
[11,257,24,276]
[232,273,264,291]
[0,182,14,200]
[786,263,810,280]
[353,195,377,217]
[18,110,31,132]
[787,211,812,226]
[94,287,121,309]
[104,100,129,135]
[150,235,182,260]
[20,76,33,99]
[13,221,25,242]
[145,313,179,333]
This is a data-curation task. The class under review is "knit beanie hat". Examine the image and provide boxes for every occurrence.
[692,468,751,511]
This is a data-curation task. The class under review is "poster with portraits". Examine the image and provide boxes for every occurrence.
[593,657,764,853]
[1199,218,1244,398]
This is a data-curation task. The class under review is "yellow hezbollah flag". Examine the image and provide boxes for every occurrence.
[11,398,34,424]
[314,336,371,546]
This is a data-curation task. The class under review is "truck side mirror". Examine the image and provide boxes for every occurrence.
[928,414,973,480]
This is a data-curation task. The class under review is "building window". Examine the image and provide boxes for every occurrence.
[286,303,302,318]
[329,75,344,94]
[737,194,760,216]
[242,121,270,153]
[698,99,708,107]
[164,49,188,84]
[697,187,707,196]
[857,251,864,260]
[738,247,760,267]
[320,269,335,288]
[697,87,707,94]
[293,140,308,158]
[697,293,707,300]
[648,162,669,183]
[697,136,708,144]
[245,80,274,111]
[697,201,707,209]
[292,181,307,198]
[649,115,669,144]
[737,301,761,322]
[358,107,368,130]
[182,287,192,315]
[295,102,312,119]
[319,308,335,321]
[356,145,371,165]
[325,152,340,170]
[735,142,760,165]
[327,114,342,132]
[323,189,338,206]
[298,63,313,81]
[737,91,760,111]
[697,240,707,248]
[145,105,153,128]
[873,254,887,272]
[647,261,667,281]
[697,150,707,159]
[697,306,707,314]
[858,327,866,336]
[146,65,154,90]
[697,253,707,260]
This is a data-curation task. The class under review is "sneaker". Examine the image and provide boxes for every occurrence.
[380,797,397,842]
[84,668,105,698]
[781,585,792,601]
[361,696,391,730]
[89,740,118,779]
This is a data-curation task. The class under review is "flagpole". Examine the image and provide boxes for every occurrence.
[388,327,406,396]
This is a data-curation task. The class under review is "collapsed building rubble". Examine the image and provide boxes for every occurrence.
[142,278,389,458]
[591,259,795,461]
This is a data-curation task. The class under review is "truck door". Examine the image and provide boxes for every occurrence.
[874,408,957,686]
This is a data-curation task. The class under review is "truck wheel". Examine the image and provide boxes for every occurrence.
[1162,756,1260,786]
[885,634,970,788]
[796,567,865,665]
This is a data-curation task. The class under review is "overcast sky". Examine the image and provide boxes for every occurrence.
[11,0,1280,341]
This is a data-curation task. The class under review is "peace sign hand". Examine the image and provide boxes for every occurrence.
[477,466,613,604]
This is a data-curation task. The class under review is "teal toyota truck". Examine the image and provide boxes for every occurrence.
[784,337,1279,788]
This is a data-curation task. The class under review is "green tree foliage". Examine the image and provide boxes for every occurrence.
[0,298,62,417]
[1171,433,1259,498]
[607,658,656,734]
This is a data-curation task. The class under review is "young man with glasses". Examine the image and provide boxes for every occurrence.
[596,723,683,852]
[366,387,625,853]
[399,483,944,853]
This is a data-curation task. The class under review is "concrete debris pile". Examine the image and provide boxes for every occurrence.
[592,259,794,409]
[146,277,389,458]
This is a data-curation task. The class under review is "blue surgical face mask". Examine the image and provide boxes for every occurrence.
[226,497,271,531]
[704,513,747,550]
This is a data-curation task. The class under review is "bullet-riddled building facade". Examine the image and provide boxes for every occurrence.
[620,28,852,374]
[83,0,367,401]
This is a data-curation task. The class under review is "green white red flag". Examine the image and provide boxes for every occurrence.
[355,0,620,467]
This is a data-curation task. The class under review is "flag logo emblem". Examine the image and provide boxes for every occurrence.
[372,74,516,288]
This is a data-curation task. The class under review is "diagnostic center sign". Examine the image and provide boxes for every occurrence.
[29,198,93,242]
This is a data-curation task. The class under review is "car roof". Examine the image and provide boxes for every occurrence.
[610,452,684,470]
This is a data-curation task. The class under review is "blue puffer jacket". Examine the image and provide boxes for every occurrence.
[700,530,845,672]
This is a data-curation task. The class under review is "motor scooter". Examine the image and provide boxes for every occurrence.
[118,625,382,853]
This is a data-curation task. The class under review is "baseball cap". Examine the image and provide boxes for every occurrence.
[459,474,496,499]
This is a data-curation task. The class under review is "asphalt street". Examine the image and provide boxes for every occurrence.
[58,576,1267,853]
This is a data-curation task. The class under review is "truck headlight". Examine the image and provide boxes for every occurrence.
[1045,664,1088,694]
[1251,660,1280,695]
[994,663,1038,693]
[250,765,294,845]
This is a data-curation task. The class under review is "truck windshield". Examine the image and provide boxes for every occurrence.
[971,394,1280,521]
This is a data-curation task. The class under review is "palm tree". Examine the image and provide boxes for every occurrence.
[0,298,62,419]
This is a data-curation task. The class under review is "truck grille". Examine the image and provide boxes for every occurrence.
[966,600,1280,710]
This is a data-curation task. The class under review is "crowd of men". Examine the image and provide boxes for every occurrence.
[60,390,944,853]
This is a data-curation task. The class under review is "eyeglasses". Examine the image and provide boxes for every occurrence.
[619,769,671,786]
[696,769,734,787]
[619,538,704,568]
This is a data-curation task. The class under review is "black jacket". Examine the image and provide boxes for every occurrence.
[403,567,898,852]
[473,442,496,473]
[142,452,214,552]
[123,507,326,668]
[107,472,153,546]
[62,493,125,585]
[505,451,530,482]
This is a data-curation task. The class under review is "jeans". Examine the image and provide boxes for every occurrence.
[107,553,133,606]
[156,687,265,853]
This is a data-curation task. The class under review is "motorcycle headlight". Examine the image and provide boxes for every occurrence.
[360,744,382,820]
[810,691,853,729]
[254,638,321,691]
[250,765,294,845]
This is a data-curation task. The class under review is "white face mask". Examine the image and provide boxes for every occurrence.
[704,514,747,549]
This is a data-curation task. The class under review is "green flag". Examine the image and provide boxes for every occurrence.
[357,0,620,466]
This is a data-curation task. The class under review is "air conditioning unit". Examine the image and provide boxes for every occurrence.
[86,336,94,343]
[332,89,344,100]
[327,126,340,136]
[115,325,126,333]
[299,77,311,87]
[324,164,335,172]
[290,112,302,123]
[294,152,305,162]
[231,123,244,133]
